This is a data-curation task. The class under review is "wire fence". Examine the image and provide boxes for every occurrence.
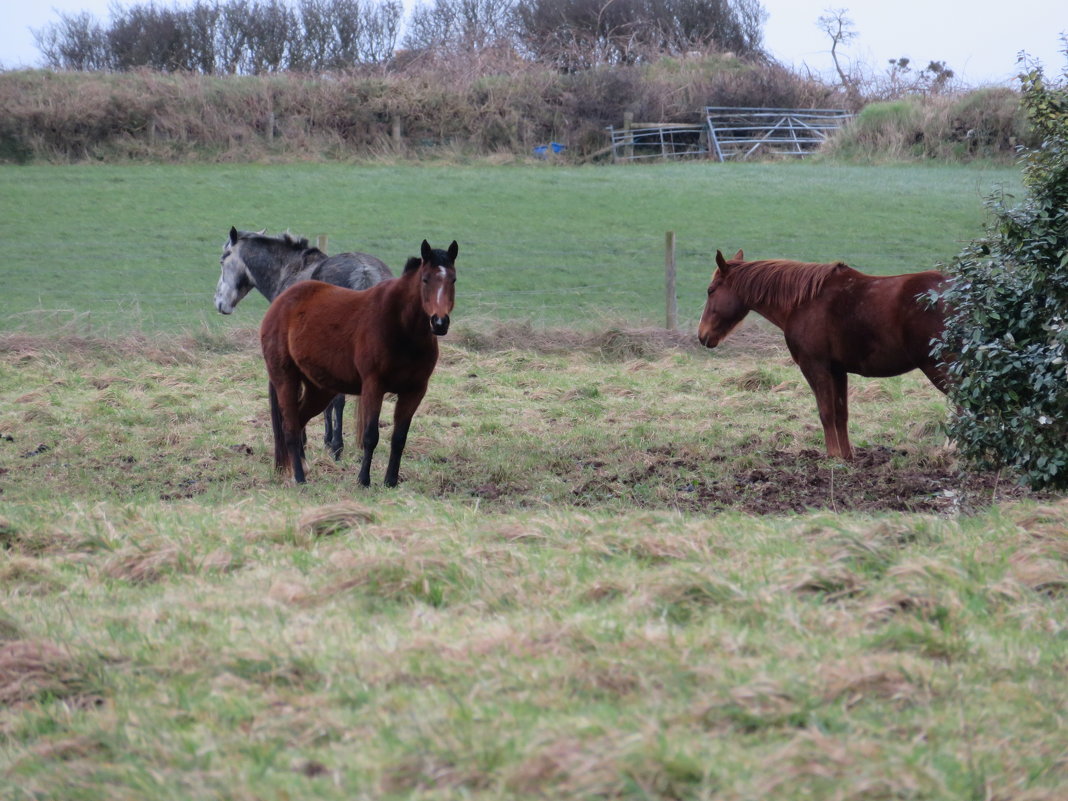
[1,233,713,338]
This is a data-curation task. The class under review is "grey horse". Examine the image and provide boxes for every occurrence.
[214,227,393,459]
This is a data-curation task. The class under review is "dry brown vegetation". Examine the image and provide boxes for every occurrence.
[1,55,1028,165]
[0,57,841,163]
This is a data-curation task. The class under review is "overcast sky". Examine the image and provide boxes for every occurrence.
[1,0,1064,86]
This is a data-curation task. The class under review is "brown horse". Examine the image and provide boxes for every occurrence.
[260,240,458,486]
[698,249,948,460]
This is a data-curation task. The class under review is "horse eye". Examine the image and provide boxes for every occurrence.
[707,286,715,296]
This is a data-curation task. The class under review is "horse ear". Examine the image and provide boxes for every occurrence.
[447,241,458,262]
[733,249,744,260]
[421,240,433,262]
[715,250,730,274]
[229,226,239,244]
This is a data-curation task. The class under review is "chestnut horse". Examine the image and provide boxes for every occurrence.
[260,240,458,486]
[698,249,948,460]
[215,227,393,459]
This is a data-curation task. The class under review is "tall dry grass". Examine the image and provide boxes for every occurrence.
[0,54,838,163]
[823,88,1029,162]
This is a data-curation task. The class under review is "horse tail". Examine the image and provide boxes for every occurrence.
[268,381,287,470]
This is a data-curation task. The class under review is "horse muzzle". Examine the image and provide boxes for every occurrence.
[697,329,720,348]
[431,315,450,336]
[215,298,234,315]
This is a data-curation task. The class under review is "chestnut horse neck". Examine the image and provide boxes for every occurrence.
[722,258,848,325]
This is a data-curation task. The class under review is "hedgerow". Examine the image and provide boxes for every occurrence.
[936,55,1068,490]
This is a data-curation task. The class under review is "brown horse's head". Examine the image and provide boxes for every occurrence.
[697,249,749,348]
[417,239,458,336]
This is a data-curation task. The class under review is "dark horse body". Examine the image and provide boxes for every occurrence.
[260,240,458,486]
[215,227,393,458]
[698,249,948,460]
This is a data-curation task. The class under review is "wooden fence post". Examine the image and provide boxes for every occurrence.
[665,231,677,331]
[317,234,328,253]
[623,111,634,161]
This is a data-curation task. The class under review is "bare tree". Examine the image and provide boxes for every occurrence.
[816,7,861,107]
[108,3,192,72]
[32,11,111,70]
[403,0,518,52]
[183,1,223,74]
[513,0,766,70]
[357,0,403,64]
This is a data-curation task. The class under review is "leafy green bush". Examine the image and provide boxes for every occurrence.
[935,57,1068,489]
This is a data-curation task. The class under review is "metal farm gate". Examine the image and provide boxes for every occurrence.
[606,121,708,162]
[705,107,853,161]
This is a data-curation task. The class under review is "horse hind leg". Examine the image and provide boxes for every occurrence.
[269,378,307,483]
[268,382,287,473]
[919,359,950,395]
[293,383,338,475]
[323,394,345,460]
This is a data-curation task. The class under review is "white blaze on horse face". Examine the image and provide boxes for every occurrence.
[436,266,447,306]
[214,251,252,314]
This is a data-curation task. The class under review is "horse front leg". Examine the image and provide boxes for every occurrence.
[799,362,853,460]
[830,370,851,460]
[357,386,385,487]
[384,389,427,488]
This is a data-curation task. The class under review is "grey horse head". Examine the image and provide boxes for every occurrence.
[214,226,264,314]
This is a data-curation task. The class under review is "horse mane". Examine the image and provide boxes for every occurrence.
[280,232,310,249]
[238,230,310,251]
[402,257,422,274]
[725,259,847,308]
[300,247,326,266]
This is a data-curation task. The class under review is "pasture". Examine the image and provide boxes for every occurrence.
[2,162,1067,800]
[0,161,1020,334]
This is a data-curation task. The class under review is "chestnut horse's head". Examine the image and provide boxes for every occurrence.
[415,239,458,336]
[697,249,749,348]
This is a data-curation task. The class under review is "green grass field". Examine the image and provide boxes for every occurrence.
[0,161,1019,334]
[2,330,1066,800]
[3,162,1066,801]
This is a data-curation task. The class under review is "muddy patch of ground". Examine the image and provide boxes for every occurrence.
[696,447,1037,515]
[567,445,1042,516]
